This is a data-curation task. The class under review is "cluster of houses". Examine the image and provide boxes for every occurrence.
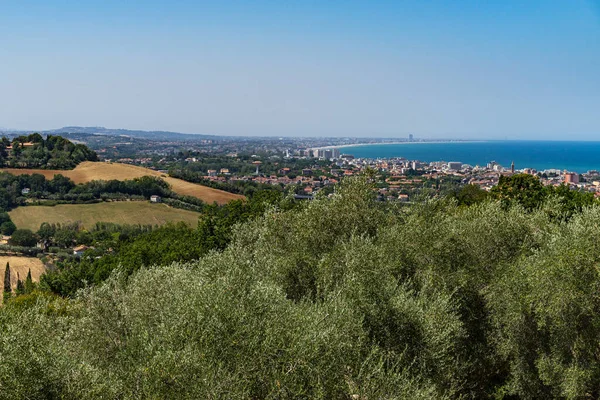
[341,157,600,195]
[110,150,600,201]
[242,156,597,199]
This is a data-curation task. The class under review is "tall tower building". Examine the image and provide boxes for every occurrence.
[511,161,515,174]
[408,134,414,142]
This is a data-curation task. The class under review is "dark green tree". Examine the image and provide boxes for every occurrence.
[15,274,24,296]
[550,183,596,220]
[8,229,38,247]
[490,173,547,211]
[0,212,11,225]
[449,184,489,206]
[54,229,76,248]
[24,268,34,294]
[0,221,16,235]
[37,222,56,241]
[3,262,11,302]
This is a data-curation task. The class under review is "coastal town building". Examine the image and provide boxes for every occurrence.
[73,245,89,257]
[447,162,462,171]
[564,172,579,184]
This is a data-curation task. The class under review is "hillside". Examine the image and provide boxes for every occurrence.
[8,202,201,231]
[44,126,222,141]
[1,161,244,204]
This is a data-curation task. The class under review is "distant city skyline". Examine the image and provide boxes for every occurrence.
[1,1,599,140]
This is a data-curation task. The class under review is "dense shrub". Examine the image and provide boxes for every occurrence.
[4,176,600,398]
[0,133,98,169]
[0,221,16,235]
[0,244,43,256]
[8,229,38,247]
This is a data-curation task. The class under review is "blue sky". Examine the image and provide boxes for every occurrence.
[1,0,599,139]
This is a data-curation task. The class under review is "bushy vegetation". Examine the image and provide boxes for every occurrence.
[450,174,596,219]
[37,221,157,249]
[8,229,38,247]
[0,133,98,169]
[0,212,16,235]
[40,191,286,297]
[2,176,600,398]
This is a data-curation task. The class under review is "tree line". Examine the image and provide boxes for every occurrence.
[3,263,35,303]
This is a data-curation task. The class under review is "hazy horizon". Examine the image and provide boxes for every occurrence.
[7,125,600,143]
[1,1,599,140]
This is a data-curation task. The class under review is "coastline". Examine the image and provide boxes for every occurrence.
[313,141,600,173]
[315,140,485,151]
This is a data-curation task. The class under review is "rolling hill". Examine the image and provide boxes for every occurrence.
[43,126,222,141]
[1,161,244,205]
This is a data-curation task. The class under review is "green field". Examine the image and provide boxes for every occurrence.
[9,201,201,230]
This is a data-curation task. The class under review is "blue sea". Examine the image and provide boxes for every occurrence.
[345,141,600,173]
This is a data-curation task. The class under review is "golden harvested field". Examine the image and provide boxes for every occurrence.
[9,202,201,231]
[1,161,244,205]
[0,256,46,304]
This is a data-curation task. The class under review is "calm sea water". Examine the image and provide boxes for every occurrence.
[345,141,600,173]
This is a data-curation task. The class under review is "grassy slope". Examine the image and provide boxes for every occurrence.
[9,202,200,231]
[1,161,244,205]
[0,256,46,304]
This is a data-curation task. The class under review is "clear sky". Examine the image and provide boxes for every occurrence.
[1,0,599,139]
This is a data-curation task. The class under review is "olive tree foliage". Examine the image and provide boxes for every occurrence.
[0,265,441,399]
[488,206,600,399]
[2,176,600,399]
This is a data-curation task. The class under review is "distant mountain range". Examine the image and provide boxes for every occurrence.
[45,126,222,141]
[1,126,222,141]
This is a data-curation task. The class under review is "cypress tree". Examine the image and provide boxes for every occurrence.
[3,262,11,302]
[15,272,24,296]
[3,262,11,293]
[24,268,34,294]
